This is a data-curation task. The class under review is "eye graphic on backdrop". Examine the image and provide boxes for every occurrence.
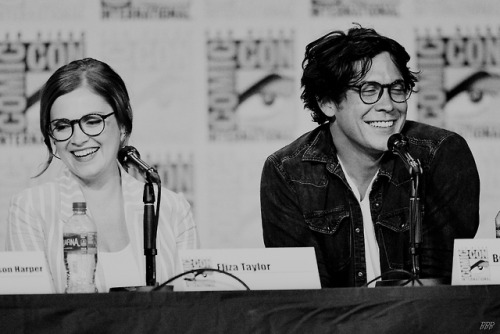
[237,73,294,108]
[233,73,295,131]
[444,70,500,118]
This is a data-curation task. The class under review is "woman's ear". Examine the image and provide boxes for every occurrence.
[317,99,337,118]
[120,129,128,146]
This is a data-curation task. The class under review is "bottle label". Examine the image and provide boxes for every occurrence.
[63,233,97,254]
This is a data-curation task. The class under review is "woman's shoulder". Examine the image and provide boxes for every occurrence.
[8,180,62,223]
[10,169,83,219]
[11,179,60,202]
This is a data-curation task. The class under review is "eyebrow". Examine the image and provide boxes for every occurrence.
[360,79,405,85]
[50,112,110,122]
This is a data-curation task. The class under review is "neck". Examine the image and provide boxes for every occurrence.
[331,127,383,200]
[337,148,383,177]
[75,164,122,193]
[332,136,383,180]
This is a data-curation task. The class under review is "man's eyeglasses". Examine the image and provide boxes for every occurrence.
[348,80,412,105]
[48,112,115,142]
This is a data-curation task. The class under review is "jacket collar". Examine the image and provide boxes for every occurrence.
[301,122,396,181]
[302,123,339,164]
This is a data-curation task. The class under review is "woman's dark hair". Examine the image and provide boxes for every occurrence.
[301,25,419,124]
[37,57,133,176]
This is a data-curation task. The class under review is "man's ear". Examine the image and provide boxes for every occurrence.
[317,99,337,118]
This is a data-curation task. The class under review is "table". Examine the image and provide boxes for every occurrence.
[0,285,499,333]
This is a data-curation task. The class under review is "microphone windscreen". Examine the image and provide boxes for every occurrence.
[118,146,139,164]
[387,133,407,152]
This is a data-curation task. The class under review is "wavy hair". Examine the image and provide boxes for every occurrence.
[301,25,418,124]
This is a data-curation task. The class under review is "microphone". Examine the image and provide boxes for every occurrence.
[118,146,161,288]
[387,133,421,175]
[388,133,423,279]
[118,146,161,184]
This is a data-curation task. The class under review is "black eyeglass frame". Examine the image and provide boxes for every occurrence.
[48,111,116,142]
[348,80,412,105]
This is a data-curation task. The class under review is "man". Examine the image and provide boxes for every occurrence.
[260,26,480,288]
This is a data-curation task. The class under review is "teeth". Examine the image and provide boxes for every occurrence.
[368,121,394,128]
[73,148,98,157]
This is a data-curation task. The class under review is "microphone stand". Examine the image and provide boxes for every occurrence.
[389,141,423,281]
[111,151,165,292]
[406,163,445,286]
[408,163,422,279]
[376,134,447,287]
[377,150,426,287]
[377,157,444,286]
[110,173,162,292]
[143,176,158,287]
[391,143,424,282]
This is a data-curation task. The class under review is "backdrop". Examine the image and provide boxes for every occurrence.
[0,0,498,251]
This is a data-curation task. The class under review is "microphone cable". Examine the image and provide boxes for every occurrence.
[152,268,251,291]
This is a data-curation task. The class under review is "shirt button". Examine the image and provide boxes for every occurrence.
[355,228,361,233]
[358,272,364,277]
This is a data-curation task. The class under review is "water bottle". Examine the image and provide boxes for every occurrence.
[63,202,98,293]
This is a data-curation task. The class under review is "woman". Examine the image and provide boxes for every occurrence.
[6,58,198,292]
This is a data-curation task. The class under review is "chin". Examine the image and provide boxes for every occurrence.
[69,164,101,180]
[371,137,391,153]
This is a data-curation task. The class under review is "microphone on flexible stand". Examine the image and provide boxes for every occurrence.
[116,146,161,290]
[387,133,422,280]
[375,133,445,287]
[118,146,161,184]
[387,133,422,176]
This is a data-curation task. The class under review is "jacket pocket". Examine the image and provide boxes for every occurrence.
[304,208,352,273]
[376,208,410,232]
[376,208,411,270]
[304,207,350,235]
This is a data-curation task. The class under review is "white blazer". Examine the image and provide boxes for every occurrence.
[6,164,198,293]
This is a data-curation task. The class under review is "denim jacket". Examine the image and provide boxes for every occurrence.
[260,120,480,288]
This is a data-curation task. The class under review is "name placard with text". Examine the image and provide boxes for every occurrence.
[0,251,54,294]
[452,239,500,285]
[175,247,321,291]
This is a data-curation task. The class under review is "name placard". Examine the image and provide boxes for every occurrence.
[0,251,54,294]
[452,239,500,285]
[174,247,321,291]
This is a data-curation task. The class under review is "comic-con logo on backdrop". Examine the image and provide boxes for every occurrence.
[311,0,402,16]
[101,0,191,19]
[207,30,296,141]
[0,32,85,146]
[417,27,500,138]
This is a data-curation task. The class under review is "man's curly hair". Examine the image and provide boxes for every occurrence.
[300,25,418,124]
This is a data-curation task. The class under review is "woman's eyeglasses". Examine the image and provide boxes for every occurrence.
[48,112,115,142]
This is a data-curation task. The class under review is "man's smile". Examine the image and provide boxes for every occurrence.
[365,120,395,128]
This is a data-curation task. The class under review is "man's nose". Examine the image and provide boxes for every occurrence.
[374,88,395,111]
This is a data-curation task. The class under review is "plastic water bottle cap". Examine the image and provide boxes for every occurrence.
[72,202,87,210]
